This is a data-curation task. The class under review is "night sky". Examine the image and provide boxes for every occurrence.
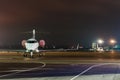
[0,0,120,48]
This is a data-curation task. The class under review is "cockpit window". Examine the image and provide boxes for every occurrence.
[27,41,37,43]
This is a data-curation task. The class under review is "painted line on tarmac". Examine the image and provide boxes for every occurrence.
[0,62,46,78]
[70,63,120,80]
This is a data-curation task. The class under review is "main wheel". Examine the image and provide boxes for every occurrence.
[23,53,27,57]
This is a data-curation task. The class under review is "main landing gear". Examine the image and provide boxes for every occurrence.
[23,52,42,58]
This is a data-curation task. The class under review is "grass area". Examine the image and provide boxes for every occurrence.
[0,51,120,59]
[42,51,120,59]
[0,51,120,63]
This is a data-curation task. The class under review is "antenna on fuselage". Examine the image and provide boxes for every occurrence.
[33,29,35,39]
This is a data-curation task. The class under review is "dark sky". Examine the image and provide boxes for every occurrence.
[0,0,120,48]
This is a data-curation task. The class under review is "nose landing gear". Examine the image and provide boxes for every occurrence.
[30,51,33,58]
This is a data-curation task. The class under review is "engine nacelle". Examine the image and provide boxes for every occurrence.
[39,40,45,48]
[21,40,27,48]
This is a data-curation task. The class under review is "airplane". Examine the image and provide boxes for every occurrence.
[22,29,45,58]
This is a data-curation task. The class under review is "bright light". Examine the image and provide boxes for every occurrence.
[110,39,116,44]
[97,39,104,44]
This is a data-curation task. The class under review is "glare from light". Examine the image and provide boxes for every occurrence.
[110,39,116,44]
[97,39,104,44]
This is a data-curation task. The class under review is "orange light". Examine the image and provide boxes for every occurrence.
[110,39,116,44]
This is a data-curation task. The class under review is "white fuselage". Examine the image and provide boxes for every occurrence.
[25,38,39,52]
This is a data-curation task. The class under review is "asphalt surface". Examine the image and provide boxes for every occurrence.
[1,52,120,80]
[1,62,120,80]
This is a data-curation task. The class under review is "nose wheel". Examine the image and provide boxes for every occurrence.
[30,52,33,58]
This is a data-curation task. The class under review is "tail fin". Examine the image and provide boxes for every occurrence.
[33,29,35,39]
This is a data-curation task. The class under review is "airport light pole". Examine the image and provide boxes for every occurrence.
[97,39,104,51]
[97,39,104,46]
[109,39,116,50]
[110,39,116,45]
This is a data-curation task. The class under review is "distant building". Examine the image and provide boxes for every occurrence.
[92,43,98,50]
[91,42,104,52]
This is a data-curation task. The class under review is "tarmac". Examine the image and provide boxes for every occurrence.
[0,51,120,80]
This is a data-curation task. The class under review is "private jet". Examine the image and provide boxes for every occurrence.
[22,29,45,58]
